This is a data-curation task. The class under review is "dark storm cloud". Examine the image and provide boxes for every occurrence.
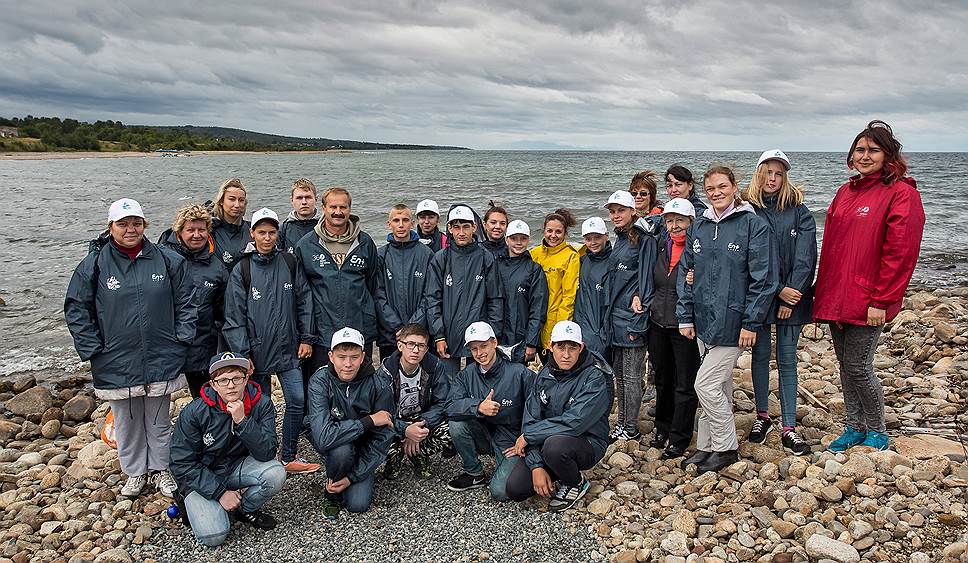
[1,0,966,149]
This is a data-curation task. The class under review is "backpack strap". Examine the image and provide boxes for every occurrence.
[240,254,253,291]
[281,252,297,282]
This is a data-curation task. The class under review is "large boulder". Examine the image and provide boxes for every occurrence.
[63,394,97,422]
[894,435,965,460]
[5,386,53,418]
[0,420,21,443]
[805,534,860,563]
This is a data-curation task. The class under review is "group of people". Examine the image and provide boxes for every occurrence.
[64,120,925,547]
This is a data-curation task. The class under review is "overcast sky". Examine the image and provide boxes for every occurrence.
[1,1,966,150]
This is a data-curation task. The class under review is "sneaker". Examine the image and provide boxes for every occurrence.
[383,452,404,480]
[446,472,488,492]
[608,426,624,444]
[321,496,341,520]
[618,428,642,442]
[283,456,321,475]
[748,417,773,444]
[411,455,433,479]
[548,479,591,512]
[861,430,890,451]
[782,429,810,456]
[152,469,178,498]
[121,474,149,498]
[828,426,867,452]
[235,509,277,530]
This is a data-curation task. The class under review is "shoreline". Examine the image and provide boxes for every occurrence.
[0,149,351,161]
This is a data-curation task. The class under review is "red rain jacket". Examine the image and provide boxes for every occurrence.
[813,172,925,325]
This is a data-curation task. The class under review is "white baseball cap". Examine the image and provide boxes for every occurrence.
[416,199,440,216]
[251,207,280,228]
[448,205,475,224]
[604,190,635,210]
[506,220,530,237]
[662,198,696,219]
[108,198,145,222]
[550,320,583,344]
[757,149,791,171]
[581,217,608,236]
[464,321,496,344]
[331,326,365,349]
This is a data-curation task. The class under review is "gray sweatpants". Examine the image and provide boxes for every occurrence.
[109,395,173,477]
[829,323,884,433]
[694,341,743,452]
[613,346,647,433]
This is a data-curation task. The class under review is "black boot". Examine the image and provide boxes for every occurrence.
[648,431,669,449]
[661,444,686,460]
[695,450,738,473]
[680,450,711,470]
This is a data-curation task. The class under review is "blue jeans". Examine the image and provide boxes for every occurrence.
[184,456,286,547]
[277,367,305,462]
[448,419,515,501]
[751,325,801,428]
[323,442,377,513]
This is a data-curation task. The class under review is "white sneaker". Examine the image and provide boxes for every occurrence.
[152,469,178,497]
[121,474,149,498]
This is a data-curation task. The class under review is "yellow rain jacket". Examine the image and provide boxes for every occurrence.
[530,241,581,349]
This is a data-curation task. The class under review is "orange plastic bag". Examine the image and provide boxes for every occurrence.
[100,409,118,448]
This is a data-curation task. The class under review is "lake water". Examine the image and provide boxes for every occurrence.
[0,150,964,375]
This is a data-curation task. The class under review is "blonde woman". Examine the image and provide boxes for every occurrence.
[742,150,817,455]
[211,178,252,268]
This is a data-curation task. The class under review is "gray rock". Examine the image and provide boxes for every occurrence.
[805,534,860,562]
[63,394,97,422]
[660,531,690,557]
[5,386,54,418]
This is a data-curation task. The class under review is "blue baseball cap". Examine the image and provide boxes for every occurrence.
[208,352,250,375]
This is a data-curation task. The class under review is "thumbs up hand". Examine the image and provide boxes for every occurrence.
[478,388,500,417]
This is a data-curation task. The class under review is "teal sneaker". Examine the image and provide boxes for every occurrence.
[828,427,867,452]
[321,495,341,520]
[861,430,890,451]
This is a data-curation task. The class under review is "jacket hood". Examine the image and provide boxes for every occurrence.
[545,348,595,379]
[701,201,755,223]
[199,381,263,415]
[446,203,486,242]
[316,214,361,244]
[386,230,421,245]
[287,209,321,222]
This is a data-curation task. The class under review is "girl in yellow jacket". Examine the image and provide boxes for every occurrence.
[530,208,581,353]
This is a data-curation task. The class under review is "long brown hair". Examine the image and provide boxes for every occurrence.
[848,120,908,185]
[703,164,744,208]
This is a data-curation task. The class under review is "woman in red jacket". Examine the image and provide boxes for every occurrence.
[813,120,925,452]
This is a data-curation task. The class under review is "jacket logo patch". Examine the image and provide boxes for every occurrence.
[349,255,366,268]
[222,251,234,264]
[151,273,165,282]
[202,432,215,446]
[413,271,423,278]
[568,396,576,404]
[693,239,702,254]
[203,280,215,288]
[616,263,629,271]
[283,282,293,291]
[595,283,604,291]
[539,389,548,405]
[856,206,870,217]
[475,274,484,281]
[105,276,121,291]
[501,398,513,407]
[386,268,393,280]
[727,243,741,252]
[313,253,329,268]
[330,407,343,420]
[251,287,262,300]
[790,228,798,238]
[517,286,527,293]
[445,274,453,287]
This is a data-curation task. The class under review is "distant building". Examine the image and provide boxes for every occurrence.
[0,126,18,138]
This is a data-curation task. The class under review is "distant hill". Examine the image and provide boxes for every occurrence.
[149,125,468,151]
[0,115,469,152]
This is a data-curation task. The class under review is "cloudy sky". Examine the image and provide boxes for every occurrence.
[1,1,966,150]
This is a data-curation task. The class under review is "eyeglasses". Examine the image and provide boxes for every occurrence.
[629,191,649,197]
[400,341,429,351]
[212,375,247,387]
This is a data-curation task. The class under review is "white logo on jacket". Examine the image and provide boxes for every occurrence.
[475,274,484,281]
[413,271,424,278]
[517,286,527,293]
[251,287,262,300]
[445,274,453,287]
[203,280,215,288]
[501,398,513,407]
[330,407,343,420]
[313,253,329,268]
[105,276,121,291]
[386,268,393,280]
[283,282,293,291]
[539,389,549,405]
[222,251,234,264]
[202,432,215,446]
[856,206,870,217]
[790,229,798,238]
[727,243,740,252]
[616,263,629,271]
[151,273,165,282]
[349,255,366,268]
[693,239,702,254]
[595,283,604,291]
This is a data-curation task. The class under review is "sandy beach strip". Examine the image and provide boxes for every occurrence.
[0,149,349,161]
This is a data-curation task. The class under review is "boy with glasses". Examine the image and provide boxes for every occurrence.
[376,323,451,479]
[169,352,286,547]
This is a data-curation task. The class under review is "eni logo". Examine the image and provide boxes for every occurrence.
[727,243,741,252]
[693,239,702,254]
[151,273,165,281]
[856,206,870,217]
